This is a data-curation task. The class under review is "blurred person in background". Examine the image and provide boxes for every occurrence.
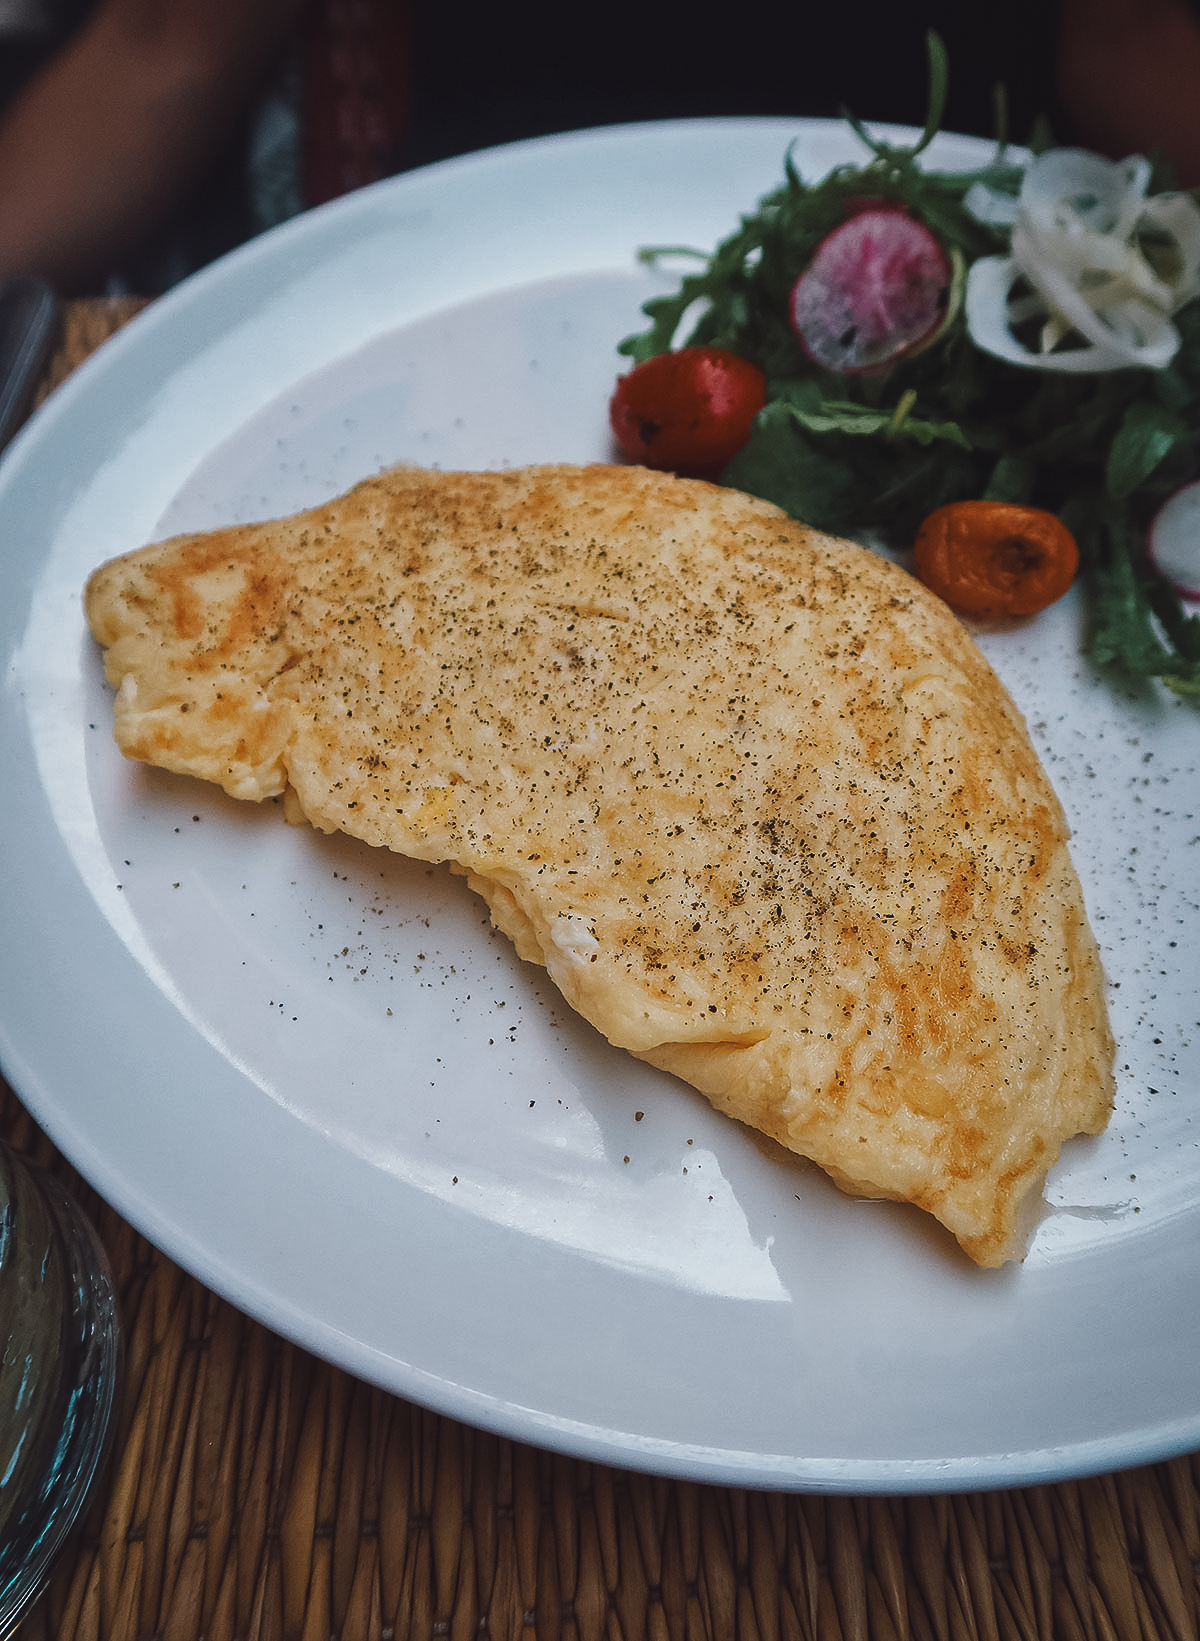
[0,0,307,291]
[0,0,414,293]
[0,0,1196,296]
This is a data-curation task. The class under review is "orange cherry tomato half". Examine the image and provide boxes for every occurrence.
[609,347,767,478]
[913,500,1080,618]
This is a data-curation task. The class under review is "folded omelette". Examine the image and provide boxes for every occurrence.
[85,462,1115,1265]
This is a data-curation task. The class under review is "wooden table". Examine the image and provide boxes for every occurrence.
[5,299,1199,1641]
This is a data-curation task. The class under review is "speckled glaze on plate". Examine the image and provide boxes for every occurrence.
[0,120,1197,1491]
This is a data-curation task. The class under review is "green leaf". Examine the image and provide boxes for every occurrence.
[721,406,862,530]
[768,377,825,414]
[1087,549,1177,675]
[984,453,1036,504]
[991,81,1009,151]
[913,31,949,157]
[1084,515,1200,684]
[1105,401,1189,500]
[838,108,890,162]
[783,397,972,449]
[1025,114,1055,155]
[788,402,891,436]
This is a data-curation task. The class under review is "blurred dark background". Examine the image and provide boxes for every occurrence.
[399,1,1049,170]
[0,0,1174,294]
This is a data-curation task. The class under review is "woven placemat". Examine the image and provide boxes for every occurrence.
[27,296,149,410]
[6,301,1200,1641]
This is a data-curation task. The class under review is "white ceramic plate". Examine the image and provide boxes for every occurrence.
[2,120,1198,1493]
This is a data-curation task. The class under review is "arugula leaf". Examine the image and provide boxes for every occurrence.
[783,396,972,449]
[1087,533,1184,676]
[913,31,950,157]
[1105,401,1190,500]
[983,454,1036,503]
[721,404,863,531]
[841,33,948,163]
[1070,505,1200,687]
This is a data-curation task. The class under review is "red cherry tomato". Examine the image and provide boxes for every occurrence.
[609,347,767,478]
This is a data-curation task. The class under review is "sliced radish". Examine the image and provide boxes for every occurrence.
[1148,482,1200,600]
[789,207,951,373]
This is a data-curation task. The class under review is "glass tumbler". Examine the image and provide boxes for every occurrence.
[0,1141,121,1637]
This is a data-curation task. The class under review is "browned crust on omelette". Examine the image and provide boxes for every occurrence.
[85,462,1115,1265]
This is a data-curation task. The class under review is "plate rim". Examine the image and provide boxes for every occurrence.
[3,115,1198,1493]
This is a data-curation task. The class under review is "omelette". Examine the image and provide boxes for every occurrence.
[85,462,1114,1266]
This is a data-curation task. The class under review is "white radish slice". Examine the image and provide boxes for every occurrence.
[1148,482,1200,599]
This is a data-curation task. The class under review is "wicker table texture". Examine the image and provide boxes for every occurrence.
[5,300,1200,1641]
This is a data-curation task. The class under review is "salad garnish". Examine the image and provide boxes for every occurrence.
[614,34,1200,697]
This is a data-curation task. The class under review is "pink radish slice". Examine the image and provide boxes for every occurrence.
[790,207,951,373]
[1148,482,1200,600]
